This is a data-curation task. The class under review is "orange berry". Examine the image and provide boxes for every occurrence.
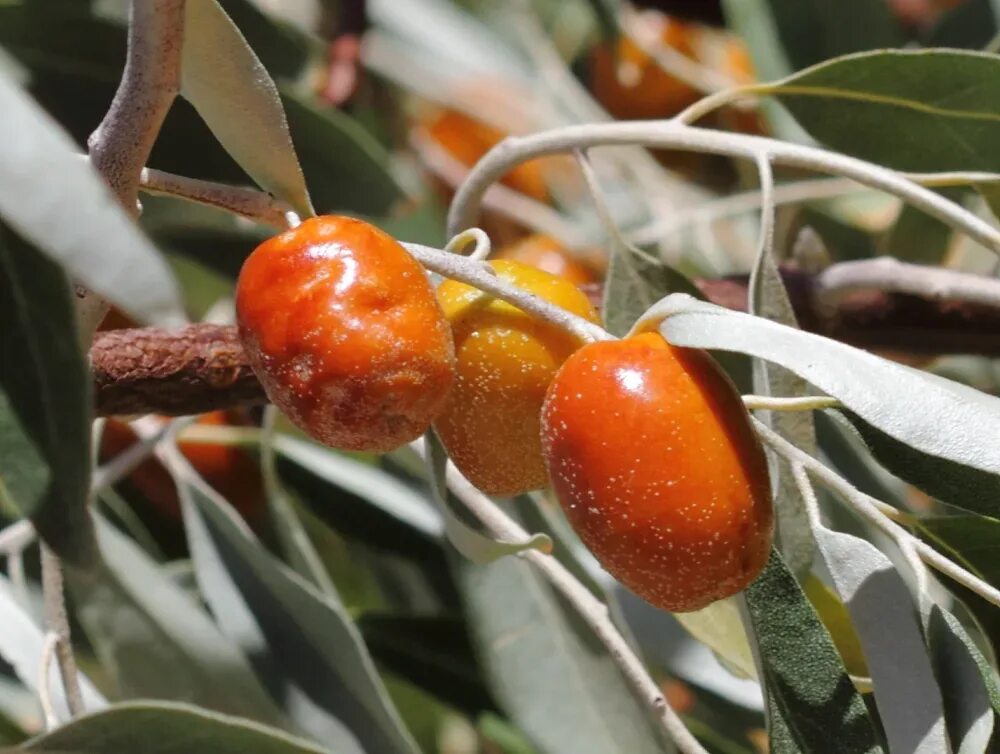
[423,109,549,202]
[496,235,601,288]
[236,215,456,452]
[434,260,600,495]
[590,14,702,120]
[540,332,773,612]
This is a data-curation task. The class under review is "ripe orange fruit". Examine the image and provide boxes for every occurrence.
[434,260,600,495]
[540,331,773,612]
[236,215,456,452]
[423,109,549,202]
[495,235,601,288]
[590,13,702,120]
[99,411,265,522]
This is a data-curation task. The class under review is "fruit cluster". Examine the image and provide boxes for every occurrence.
[235,215,773,612]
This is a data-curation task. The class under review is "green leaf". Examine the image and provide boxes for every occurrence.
[883,195,960,266]
[926,0,999,50]
[814,529,947,753]
[602,247,700,338]
[651,295,1000,518]
[916,515,1000,589]
[0,68,182,325]
[455,556,669,754]
[181,0,313,216]
[0,230,95,566]
[21,701,331,754]
[280,90,404,216]
[67,516,286,727]
[771,50,1000,173]
[743,548,882,753]
[175,461,421,754]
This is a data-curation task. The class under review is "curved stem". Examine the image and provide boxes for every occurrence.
[446,122,1000,254]
[39,544,84,718]
[753,419,1000,609]
[440,454,709,754]
[37,632,61,730]
[404,242,611,343]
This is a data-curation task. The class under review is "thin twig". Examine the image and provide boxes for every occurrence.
[815,257,1000,310]
[753,419,1000,609]
[39,544,84,718]
[139,168,291,228]
[446,121,1000,254]
[88,0,187,213]
[436,451,709,754]
[0,520,35,555]
[404,242,611,343]
[37,632,62,730]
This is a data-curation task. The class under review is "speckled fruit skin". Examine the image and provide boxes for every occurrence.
[496,235,600,288]
[434,260,600,496]
[236,215,456,452]
[541,332,773,612]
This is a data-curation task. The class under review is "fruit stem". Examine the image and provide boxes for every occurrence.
[441,460,710,754]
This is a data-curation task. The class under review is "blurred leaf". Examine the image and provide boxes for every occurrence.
[0,577,107,721]
[926,606,999,754]
[175,463,421,754]
[275,435,443,539]
[814,529,947,753]
[426,432,551,564]
[883,196,960,266]
[802,576,867,679]
[743,549,881,753]
[0,68,182,325]
[358,614,496,716]
[652,295,1000,518]
[926,0,999,49]
[771,50,1000,173]
[280,90,404,216]
[0,230,95,566]
[580,0,619,41]
[674,599,757,681]
[21,702,331,754]
[456,556,669,754]
[602,248,700,337]
[916,515,1000,589]
[67,517,286,726]
[217,0,316,79]
[181,0,313,216]
[478,712,541,754]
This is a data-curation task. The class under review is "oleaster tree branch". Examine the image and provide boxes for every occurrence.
[90,262,1000,417]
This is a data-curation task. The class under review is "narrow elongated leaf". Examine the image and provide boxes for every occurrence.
[175,463,421,754]
[602,247,700,338]
[21,702,330,754]
[0,577,106,722]
[771,50,1000,173]
[815,530,947,753]
[0,70,182,325]
[456,556,669,754]
[181,0,313,216]
[0,231,94,565]
[647,295,1000,517]
[917,515,1000,589]
[743,549,881,753]
[67,517,285,726]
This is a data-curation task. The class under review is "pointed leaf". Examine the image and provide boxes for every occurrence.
[175,462,421,754]
[0,230,95,566]
[771,50,1000,173]
[67,517,286,726]
[181,0,313,216]
[743,549,882,753]
[22,702,331,754]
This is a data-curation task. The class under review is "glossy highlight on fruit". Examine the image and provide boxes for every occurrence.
[434,260,600,496]
[236,215,456,452]
[541,332,772,612]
